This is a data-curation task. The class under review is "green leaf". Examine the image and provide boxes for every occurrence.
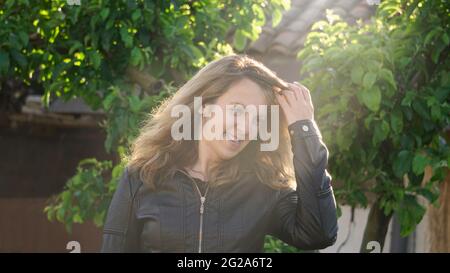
[6,0,14,9]
[412,153,429,175]
[363,48,383,62]
[361,86,381,112]
[233,29,247,51]
[363,71,377,89]
[373,119,390,145]
[304,56,323,70]
[89,51,101,69]
[442,33,450,45]
[132,10,141,22]
[100,8,110,21]
[18,31,29,47]
[120,26,133,48]
[416,188,438,203]
[336,126,353,151]
[401,91,415,107]
[93,211,105,227]
[102,93,115,110]
[0,51,10,74]
[366,60,381,73]
[364,113,375,129]
[430,102,441,121]
[128,95,141,113]
[130,47,142,66]
[73,213,83,224]
[272,9,282,27]
[390,108,403,134]
[379,68,397,90]
[351,65,364,85]
[398,195,426,237]
[11,50,27,68]
[69,41,83,55]
[189,45,203,60]
[412,100,431,120]
[431,43,444,64]
[56,206,65,223]
[353,190,368,207]
[393,150,413,178]
[424,28,440,45]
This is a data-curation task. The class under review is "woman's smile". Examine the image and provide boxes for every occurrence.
[224,134,243,150]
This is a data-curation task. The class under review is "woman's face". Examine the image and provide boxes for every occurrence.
[200,78,268,162]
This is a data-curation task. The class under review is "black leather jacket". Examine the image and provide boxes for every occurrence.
[101,119,338,252]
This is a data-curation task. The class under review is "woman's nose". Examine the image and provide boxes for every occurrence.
[232,114,254,140]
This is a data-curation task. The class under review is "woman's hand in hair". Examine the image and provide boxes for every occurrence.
[275,82,315,126]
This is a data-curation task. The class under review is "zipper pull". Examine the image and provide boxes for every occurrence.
[200,196,205,214]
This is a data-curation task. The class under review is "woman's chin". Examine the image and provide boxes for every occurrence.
[216,140,248,160]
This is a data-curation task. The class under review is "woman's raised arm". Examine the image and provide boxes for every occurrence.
[268,119,338,250]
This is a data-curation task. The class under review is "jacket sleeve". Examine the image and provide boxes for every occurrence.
[100,167,142,253]
[268,119,338,250]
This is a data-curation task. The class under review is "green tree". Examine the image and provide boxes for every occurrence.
[297,0,449,251]
[1,0,294,251]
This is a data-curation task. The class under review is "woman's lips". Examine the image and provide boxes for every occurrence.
[224,132,243,150]
[227,139,241,150]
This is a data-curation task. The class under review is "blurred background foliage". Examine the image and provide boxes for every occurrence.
[298,0,449,251]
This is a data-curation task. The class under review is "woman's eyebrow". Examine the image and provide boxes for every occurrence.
[228,102,246,106]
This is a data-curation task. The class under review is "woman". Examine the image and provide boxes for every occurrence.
[101,54,338,252]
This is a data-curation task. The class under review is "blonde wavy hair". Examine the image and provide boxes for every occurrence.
[126,54,295,190]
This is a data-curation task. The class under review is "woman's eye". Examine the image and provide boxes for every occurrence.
[231,105,245,115]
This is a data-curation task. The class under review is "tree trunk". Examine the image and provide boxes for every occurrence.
[429,169,450,252]
[360,199,393,253]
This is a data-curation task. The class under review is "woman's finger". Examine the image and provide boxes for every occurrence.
[293,82,307,102]
[275,92,290,110]
[289,82,304,103]
[295,82,312,104]
[282,89,296,106]
[286,83,299,100]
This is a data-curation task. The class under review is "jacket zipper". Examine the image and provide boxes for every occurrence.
[192,180,209,253]
[179,169,210,253]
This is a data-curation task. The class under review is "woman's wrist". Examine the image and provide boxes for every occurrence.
[288,119,322,139]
